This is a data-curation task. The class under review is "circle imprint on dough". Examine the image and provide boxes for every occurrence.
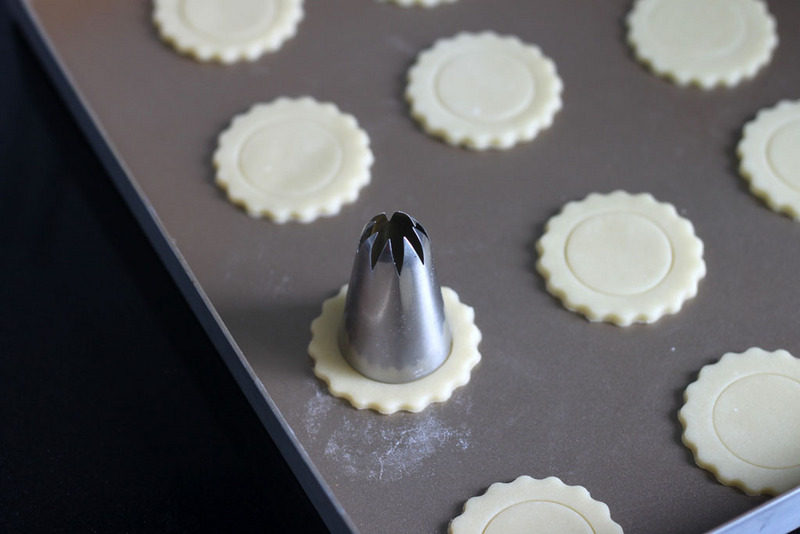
[484,501,593,534]
[565,212,673,296]
[435,52,535,122]
[767,120,800,192]
[182,0,276,41]
[713,373,800,469]
[238,121,343,196]
[648,0,745,56]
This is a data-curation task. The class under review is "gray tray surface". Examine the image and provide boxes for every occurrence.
[19,0,800,532]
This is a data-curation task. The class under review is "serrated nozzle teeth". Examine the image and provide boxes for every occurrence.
[340,212,452,384]
[359,212,428,275]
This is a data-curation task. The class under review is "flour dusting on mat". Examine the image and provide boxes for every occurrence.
[323,414,470,481]
[303,388,335,436]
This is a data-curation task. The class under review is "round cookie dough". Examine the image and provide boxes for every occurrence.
[738,100,800,220]
[308,285,481,414]
[536,191,706,326]
[376,0,457,7]
[679,348,800,495]
[406,32,563,150]
[449,476,623,534]
[213,97,373,223]
[153,0,304,64]
[626,0,777,89]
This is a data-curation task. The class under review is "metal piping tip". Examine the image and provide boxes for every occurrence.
[339,212,452,384]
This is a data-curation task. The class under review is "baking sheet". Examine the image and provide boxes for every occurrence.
[11,1,800,532]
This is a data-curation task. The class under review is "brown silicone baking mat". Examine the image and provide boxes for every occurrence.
[11,0,800,532]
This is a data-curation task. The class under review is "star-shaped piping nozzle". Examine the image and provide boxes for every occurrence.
[339,212,452,383]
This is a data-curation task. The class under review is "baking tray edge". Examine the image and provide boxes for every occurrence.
[5,1,354,531]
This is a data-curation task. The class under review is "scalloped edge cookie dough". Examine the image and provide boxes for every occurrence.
[738,100,800,220]
[153,0,304,64]
[376,0,458,7]
[449,476,623,534]
[679,348,800,496]
[406,32,563,150]
[308,285,481,414]
[213,97,373,223]
[626,0,777,89]
[536,191,706,326]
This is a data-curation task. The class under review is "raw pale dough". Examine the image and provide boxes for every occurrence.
[449,476,623,534]
[679,348,800,495]
[153,0,304,63]
[406,32,563,150]
[214,97,373,223]
[308,285,481,414]
[738,100,800,220]
[537,191,706,326]
[376,0,457,7]
[627,0,777,89]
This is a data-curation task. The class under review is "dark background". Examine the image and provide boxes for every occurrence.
[0,5,327,532]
